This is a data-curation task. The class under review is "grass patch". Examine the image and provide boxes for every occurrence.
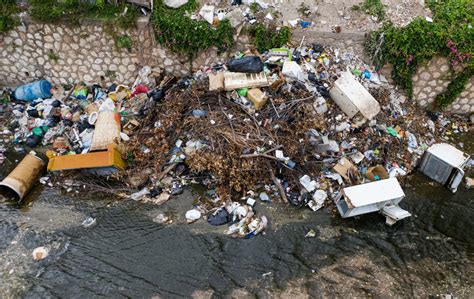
[0,0,19,34]
[361,0,385,21]
[116,34,132,51]
[47,50,59,62]
[252,25,291,53]
[29,0,138,27]
[151,0,233,59]
[365,0,473,108]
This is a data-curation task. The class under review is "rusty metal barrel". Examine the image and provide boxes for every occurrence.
[0,154,46,201]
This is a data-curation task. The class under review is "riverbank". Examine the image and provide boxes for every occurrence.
[1,167,473,297]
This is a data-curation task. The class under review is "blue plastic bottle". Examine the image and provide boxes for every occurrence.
[13,80,53,102]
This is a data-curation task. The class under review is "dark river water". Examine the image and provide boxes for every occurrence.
[1,144,473,298]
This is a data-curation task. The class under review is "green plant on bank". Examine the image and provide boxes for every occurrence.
[151,0,233,59]
[47,50,60,62]
[365,0,473,109]
[360,0,385,21]
[249,2,259,14]
[0,0,19,34]
[29,0,138,27]
[435,65,473,108]
[297,3,312,18]
[252,25,291,53]
[116,34,132,51]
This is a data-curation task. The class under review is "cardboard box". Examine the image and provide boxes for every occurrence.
[247,88,268,110]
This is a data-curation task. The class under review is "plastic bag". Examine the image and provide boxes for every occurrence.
[228,56,264,73]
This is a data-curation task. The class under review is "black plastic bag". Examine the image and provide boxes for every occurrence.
[26,134,42,148]
[228,56,264,73]
[148,88,165,102]
[207,208,231,226]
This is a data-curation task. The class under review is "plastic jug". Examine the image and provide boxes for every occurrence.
[13,80,52,102]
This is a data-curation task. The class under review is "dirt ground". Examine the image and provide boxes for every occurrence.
[276,0,430,31]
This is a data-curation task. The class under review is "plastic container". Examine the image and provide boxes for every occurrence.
[13,80,53,102]
[0,153,46,201]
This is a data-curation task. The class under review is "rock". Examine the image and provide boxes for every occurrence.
[127,168,153,188]
[420,71,431,81]
[83,74,93,82]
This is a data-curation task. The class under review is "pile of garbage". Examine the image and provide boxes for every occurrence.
[0,41,472,236]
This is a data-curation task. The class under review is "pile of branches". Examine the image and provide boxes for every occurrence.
[127,79,326,200]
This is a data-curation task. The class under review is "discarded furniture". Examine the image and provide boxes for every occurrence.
[0,153,46,201]
[329,71,380,120]
[334,178,411,225]
[47,144,125,176]
[419,143,470,193]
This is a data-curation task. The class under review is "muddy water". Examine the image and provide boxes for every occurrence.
[1,153,473,297]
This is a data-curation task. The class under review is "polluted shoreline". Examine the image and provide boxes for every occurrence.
[1,41,472,232]
[0,41,473,297]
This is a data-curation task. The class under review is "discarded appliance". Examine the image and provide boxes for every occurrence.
[329,71,380,119]
[0,153,46,201]
[419,143,470,193]
[334,178,411,225]
[47,144,125,175]
[224,72,269,91]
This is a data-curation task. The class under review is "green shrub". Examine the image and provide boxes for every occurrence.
[116,34,132,51]
[361,0,385,21]
[253,25,291,53]
[365,0,473,107]
[0,0,19,34]
[151,0,234,58]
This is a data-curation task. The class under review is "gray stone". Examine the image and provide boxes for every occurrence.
[428,80,437,87]
[418,93,427,100]
[428,92,437,98]
[37,57,45,65]
[44,35,54,43]
[78,65,88,73]
[71,43,79,51]
[420,72,431,81]
[92,64,102,71]
[434,86,444,93]
[127,64,135,72]
[461,104,470,112]
[44,43,54,50]
[119,65,127,74]
[109,65,118,71]
[460,98,468,104]
[440,65,449,72]
[9,30,18,38]
[419,99,427,106]
[83,74,93,82]
[452,104,460,110]
[94,58,103,64]
[432,72,441,79]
